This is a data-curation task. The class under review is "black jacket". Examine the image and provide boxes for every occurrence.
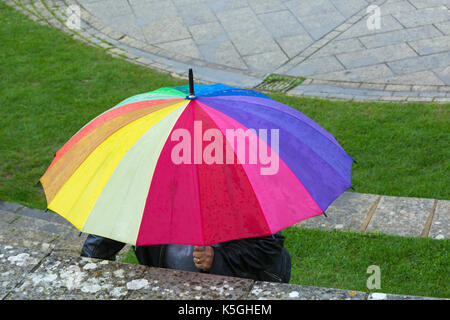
[134,232,291,283]
[81,233,291,283]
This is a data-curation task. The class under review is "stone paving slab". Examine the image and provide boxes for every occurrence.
[120,45,263,88]
[409,35,450,56]
[357,24,443,49]
[311,64,397,83]
[366,196,435,237]
[71,0,448,85]
[0,209,78,241]
[392,6,450,28]
[429,200,450,240]
[336,43,418,69]
[293,193,449,240]
[286,56,344,77]
[336,14,404,40]
[296,192,379,232]
[383,70,446,86]
[388,52,450,76]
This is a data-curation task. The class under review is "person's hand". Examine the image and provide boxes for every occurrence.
[193,246,214,271]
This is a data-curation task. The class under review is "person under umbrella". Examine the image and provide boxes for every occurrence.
[40,71,353,285]
[81,233,291,283]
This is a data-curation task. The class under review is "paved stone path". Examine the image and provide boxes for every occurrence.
[4,0,450,102]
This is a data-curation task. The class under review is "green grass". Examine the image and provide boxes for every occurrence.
[122,247,140,265]
[0,2,449,299]
[283,227,449,298]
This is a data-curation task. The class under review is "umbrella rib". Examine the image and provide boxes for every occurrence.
[191,101,206,246]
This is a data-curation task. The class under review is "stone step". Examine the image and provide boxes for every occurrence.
[0,200,72,227]
[0,209,86,254]
[295,192,449,240]
[0,205,131,260]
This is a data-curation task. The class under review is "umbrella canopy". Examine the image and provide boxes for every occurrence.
[40,80,354,246]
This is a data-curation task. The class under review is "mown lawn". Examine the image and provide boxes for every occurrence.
[0,2,448,298]
[282,227,448,298]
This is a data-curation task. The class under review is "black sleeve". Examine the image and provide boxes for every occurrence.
[209,232,285,278]
[80,234,126,261]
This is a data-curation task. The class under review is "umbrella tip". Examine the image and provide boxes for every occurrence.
[187,68,196,100]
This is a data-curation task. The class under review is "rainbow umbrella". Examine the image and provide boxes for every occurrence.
[40,71,354,246]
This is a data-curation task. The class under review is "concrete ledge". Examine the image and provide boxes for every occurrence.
[248,282,367,300]
[368,292,440,300]
[1,245,444,300]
